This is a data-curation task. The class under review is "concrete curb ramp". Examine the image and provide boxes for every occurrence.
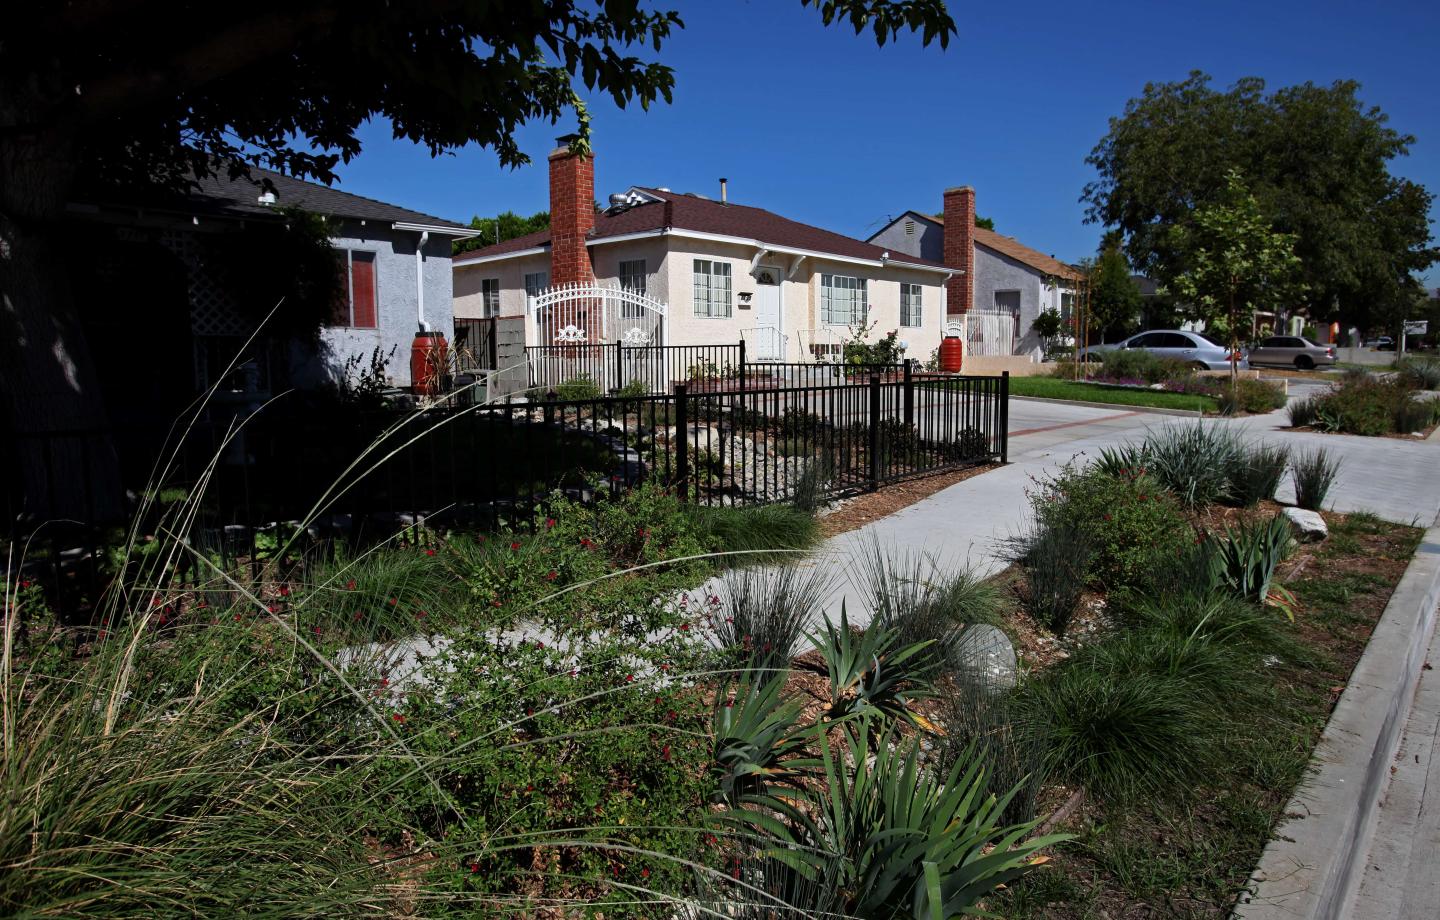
[1234,520,1440,920]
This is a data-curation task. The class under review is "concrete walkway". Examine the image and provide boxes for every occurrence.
[1348,600,1440,920]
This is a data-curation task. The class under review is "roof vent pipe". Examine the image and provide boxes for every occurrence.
[720,178,727,204]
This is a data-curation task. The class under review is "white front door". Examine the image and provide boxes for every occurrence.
[752,267,782,360]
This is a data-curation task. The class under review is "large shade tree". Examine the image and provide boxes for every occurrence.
[1083,72,1436,332]
[0,0,955,519]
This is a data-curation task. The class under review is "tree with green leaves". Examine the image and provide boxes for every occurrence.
[1167,170,1304,382]
[1087,240,1143,342]
[1083,72,1436,332]
[0,1,955,519]
[455,211,553,256]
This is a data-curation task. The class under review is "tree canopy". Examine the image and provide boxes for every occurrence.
[455,211,553,256]
[1082,71,1436,329]
[1087,241,1143,340]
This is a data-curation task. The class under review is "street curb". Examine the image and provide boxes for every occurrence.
[1234,519,1440,920]
[1008,394,1204,418]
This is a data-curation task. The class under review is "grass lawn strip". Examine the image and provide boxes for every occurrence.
[1008,376,1221,413]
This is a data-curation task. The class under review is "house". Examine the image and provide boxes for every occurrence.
[453,141,955,384]
[69,167,474,421]
[866,188,1084,359]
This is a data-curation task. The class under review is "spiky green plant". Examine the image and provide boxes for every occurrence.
[809,607,938,730]
[1229,443,1290,507]
[1140,423,1245,508]
[713,563,830,673]
[1292,447,1341,510]
[712,669,814,807]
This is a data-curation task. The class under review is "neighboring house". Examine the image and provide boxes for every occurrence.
[453,141,955,372]
[69,168,473,420]
[867,189,1084,359]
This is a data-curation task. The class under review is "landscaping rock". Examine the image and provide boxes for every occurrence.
[1284,507,1329,543]
[952,624,1017,694]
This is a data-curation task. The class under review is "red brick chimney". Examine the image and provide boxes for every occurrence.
[548,140,595,286]
[943,186,975,315]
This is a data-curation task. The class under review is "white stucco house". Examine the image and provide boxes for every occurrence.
[453,141,956,371]
[866,188,1083,359]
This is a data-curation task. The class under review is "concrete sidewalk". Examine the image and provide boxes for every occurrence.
[1348,600,1440,920]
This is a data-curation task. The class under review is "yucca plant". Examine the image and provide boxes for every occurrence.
[712,669,815,807]
[1292,447,1341,510]
[731,721,1067,918]
[810,607,938,730]
[1198,514,1295,612]
[1092,443,1149,479]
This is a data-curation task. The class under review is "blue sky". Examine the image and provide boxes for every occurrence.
[330,0,1440,287]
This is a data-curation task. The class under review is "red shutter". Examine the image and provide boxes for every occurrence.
[331,252,352,326]
[351,252,377,328]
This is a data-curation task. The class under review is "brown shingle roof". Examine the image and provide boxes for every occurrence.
[923,212,1083,281]
[455,189,947,269]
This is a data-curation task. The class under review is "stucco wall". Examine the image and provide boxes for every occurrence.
[868,214,942,263]
[454,251,549,321]
[972,244,1044,359]
[303,222,453,388]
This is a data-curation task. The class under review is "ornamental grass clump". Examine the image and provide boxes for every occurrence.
[713,563,830,673]
[1398,357,1440,390]
[1229,443,1290,507]
[1022,522,1093,637]
[1292,447,1341,511]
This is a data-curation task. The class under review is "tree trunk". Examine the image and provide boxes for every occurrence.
[0,126,123,526]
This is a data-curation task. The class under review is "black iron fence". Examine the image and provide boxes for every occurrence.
[453,317,498,372]
[4,371,1008,618]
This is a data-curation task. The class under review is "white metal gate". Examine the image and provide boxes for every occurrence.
[948,310,1017,357]
[527,282,668,390]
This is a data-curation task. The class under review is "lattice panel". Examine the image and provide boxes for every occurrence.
[159,230,256,337]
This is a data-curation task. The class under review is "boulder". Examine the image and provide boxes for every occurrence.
[1283,507,1328,543]
[952,624,1018,694]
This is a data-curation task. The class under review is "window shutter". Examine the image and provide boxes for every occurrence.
[351,252,378,328]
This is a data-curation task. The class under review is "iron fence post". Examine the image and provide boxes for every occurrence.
[1000,371,1010,464]
[674,383,690,502]
[738,338,747,385]
[868,374,882,490]
[615,340,624,392]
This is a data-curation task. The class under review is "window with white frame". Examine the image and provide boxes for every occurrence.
[900,283,923,327]
[1060,291,1074,323]
[620,259,647,318]
[481,278,501,317]
[693,259,732,318]
[331,249,378,328]
[821,274,867,326]
[523,271,549,297]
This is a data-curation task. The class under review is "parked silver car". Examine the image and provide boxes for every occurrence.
[1246,335,1336,370]
[1080,329,1247,371]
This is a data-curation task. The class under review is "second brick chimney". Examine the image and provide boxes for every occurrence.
[548,140,595,286]
[943,186,975,315]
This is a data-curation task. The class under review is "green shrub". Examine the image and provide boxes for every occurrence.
[1229,444,1290,507]
[1027,463,1195,590]
[614,378,650,398]
[1100,348,1189,383]
[1303,376,1436,435]
[1218,378,1287,415]
[1287,395,1319,428]
[1141,423,1245,508]
[554,373,603,400]
[1292,447,1341,511]
[302,544,458,641]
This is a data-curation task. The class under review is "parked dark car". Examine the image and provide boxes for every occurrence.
[1246,336,1336,370]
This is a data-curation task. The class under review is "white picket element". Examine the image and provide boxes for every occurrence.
[741,326,787,362]
[798,327,844,363]
[953,310,1017,357]
[528,281,667,347]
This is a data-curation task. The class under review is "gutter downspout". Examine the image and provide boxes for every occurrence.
[416,230,430,331]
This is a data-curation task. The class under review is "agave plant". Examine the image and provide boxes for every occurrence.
[712,669,815,807]
[1198,515,1295,614]
[731,721,1068,918]
[809,606,939,730]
